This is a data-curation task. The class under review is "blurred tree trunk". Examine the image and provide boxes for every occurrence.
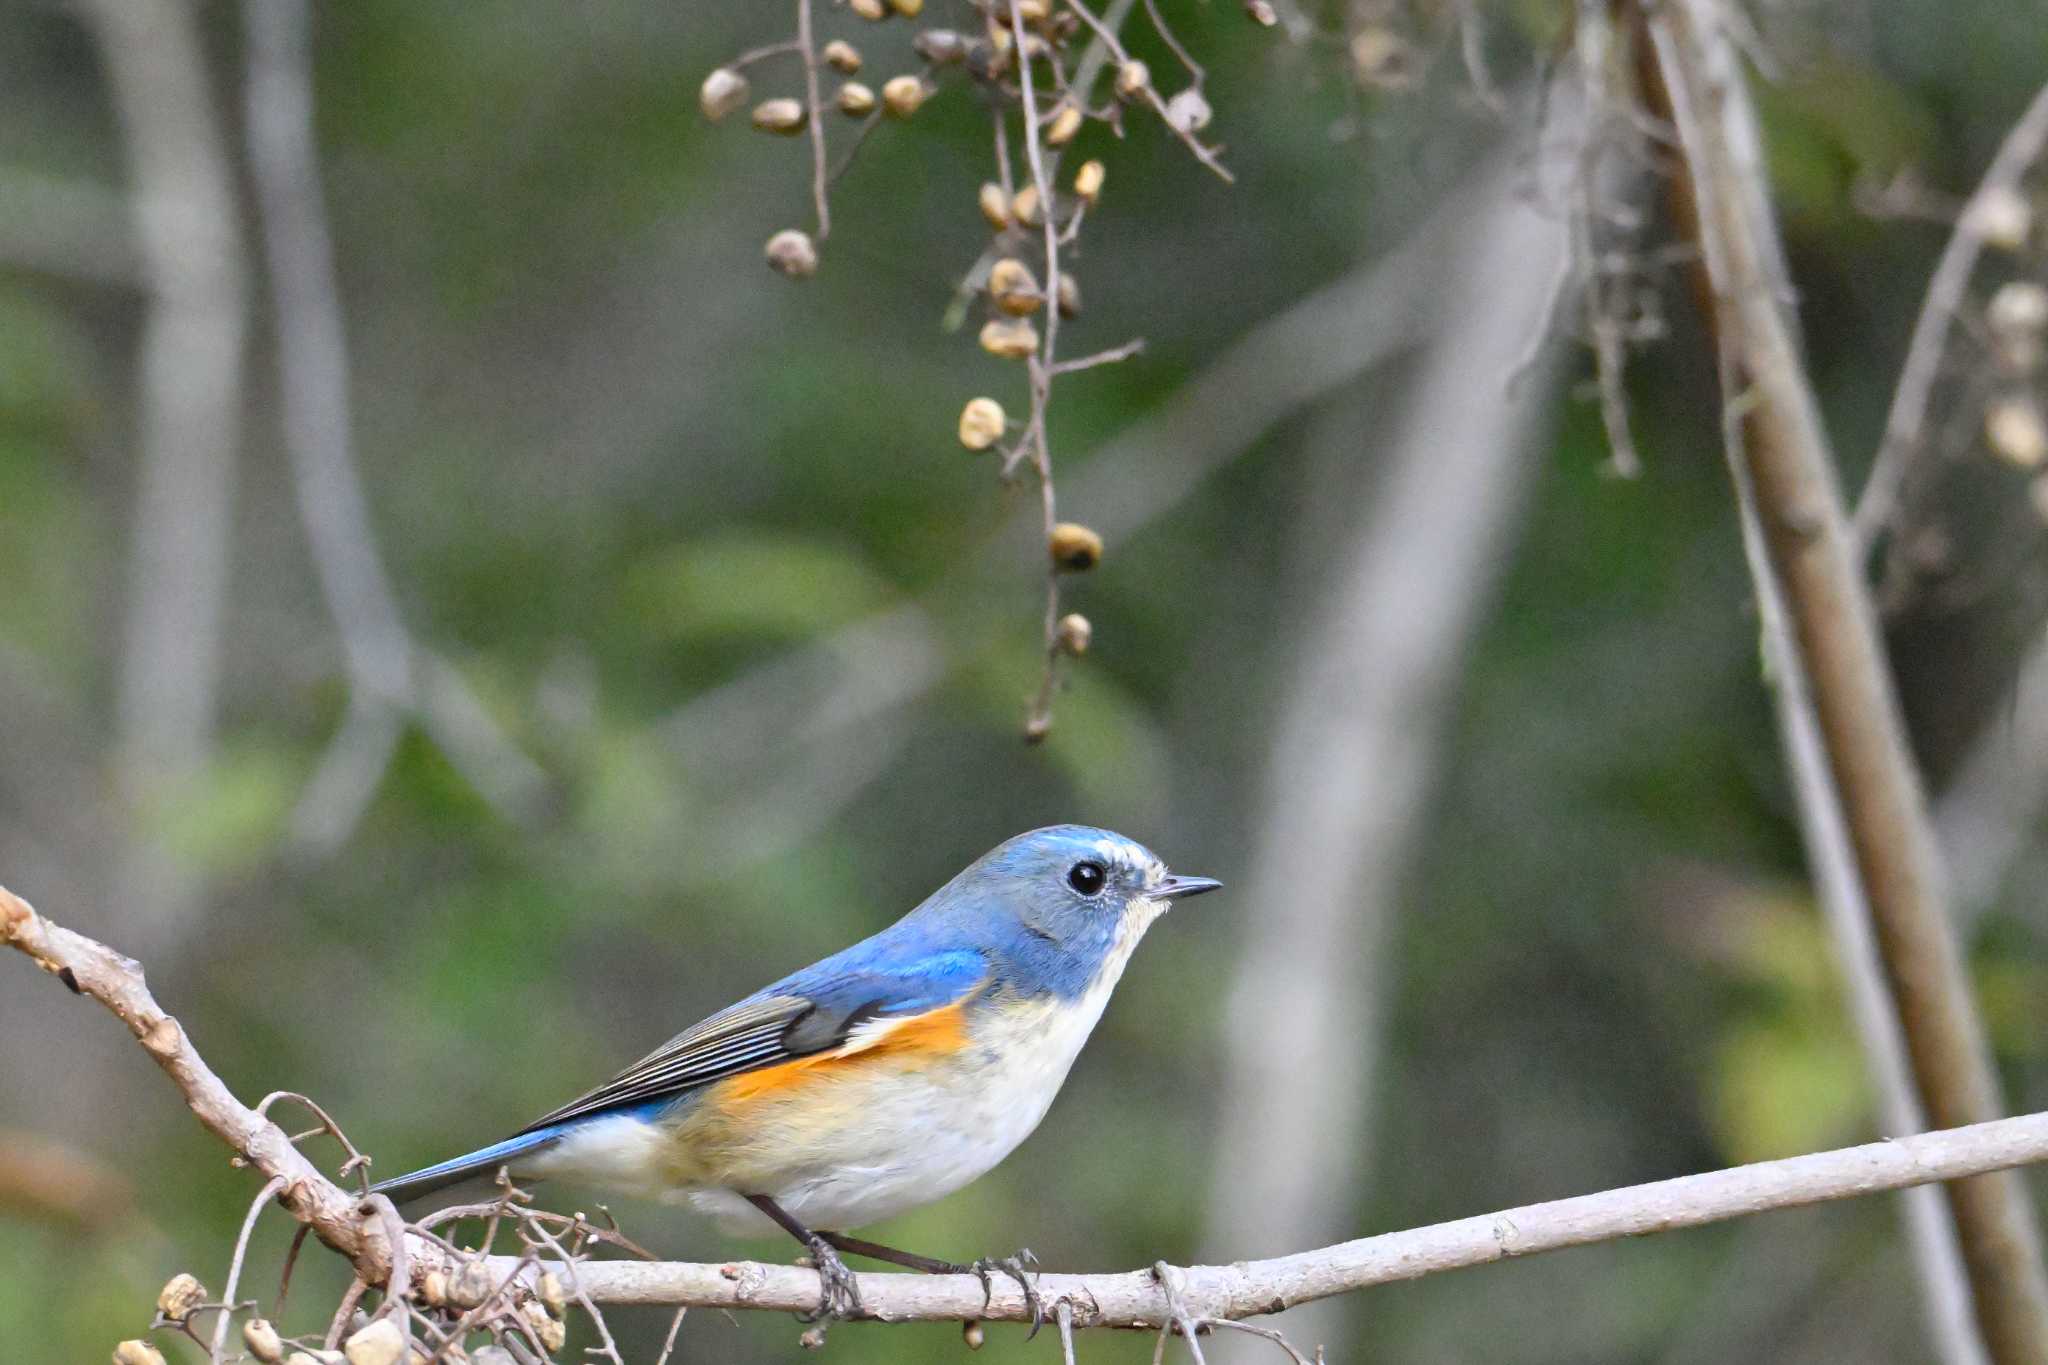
[1197,140,1573,1359]
[81,0,247,952]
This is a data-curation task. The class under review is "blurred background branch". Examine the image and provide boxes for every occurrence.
[242,0,547,854]
[80,0,248,956]
[1642,0,2048,1358]
[1197,114,1582,1356]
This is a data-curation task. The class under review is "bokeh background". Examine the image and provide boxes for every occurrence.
[3,1,2047,1361]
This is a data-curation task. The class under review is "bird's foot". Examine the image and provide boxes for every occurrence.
[797,1235,864,1322]
[967,1248,1043,1338]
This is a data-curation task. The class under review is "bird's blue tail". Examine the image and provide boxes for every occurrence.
[369,1127,566,1205]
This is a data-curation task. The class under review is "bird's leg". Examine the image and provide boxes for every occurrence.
[818,1233,1044,1337]
[745,1194,863,1322]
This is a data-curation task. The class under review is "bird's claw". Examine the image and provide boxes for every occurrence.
[799,1235,864,1322]
[969,1249,1043,1338]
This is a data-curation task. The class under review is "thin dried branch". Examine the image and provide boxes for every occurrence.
[795,0,830,239]
[20,883,2048,1352]
[1854,81,2048,551]
[1638,2,2048,1359]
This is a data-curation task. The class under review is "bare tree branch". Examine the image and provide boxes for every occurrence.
[17,882,2048,1344]
[1639,2,2048,1359]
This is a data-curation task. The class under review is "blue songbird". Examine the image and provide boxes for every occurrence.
[372,825,1221,1319]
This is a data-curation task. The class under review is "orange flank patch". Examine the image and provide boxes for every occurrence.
[715,999,973,1106]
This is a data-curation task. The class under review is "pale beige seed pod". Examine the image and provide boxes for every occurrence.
[1056,612,1092,655]
[989,258,1043,315]
[156,1272,207,1320]
[1023,711,1052,744]
[850,0,887,18]
[520,1300,568,1353]
[1049,522,1104,570]
[1968,184,2034,251]
[978,181,1012,230]
[1114,59,1151,99]
[889,0,924,15]
[1016,0,1050,20]
[1073,159,1105,205]
[1056,272,1081,317]
[538,1270,568,1314]
[1990,281,2048,336]
[1010,183,1043,226]
[751,97,807,135]
[113,1343,168,1365]
[244,1318,287,1364]
[449,1260,494,1311]
[882,75,929,117]
[698,68,750,122]
[1044,103,1083,147]
[1246,0,1278,25]
[838,81,877,115]
[914,28,969,64]
[980,318,1040,359]
[1164,87,1212,133]
[418,1269,449,1307]
[823,39,862,73]
[959,397,1007,450]
[1987,395,2048,467]
[342,1319,406,1365]
[1350,27,1419,89]
[963,1319,987,1349]
[765,229,820,279]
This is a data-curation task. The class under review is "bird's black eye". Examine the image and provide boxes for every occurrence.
[1067,860,1108,896]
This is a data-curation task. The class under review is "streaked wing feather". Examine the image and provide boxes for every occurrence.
[514,950,989,1133]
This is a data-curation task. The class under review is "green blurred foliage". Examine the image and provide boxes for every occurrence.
[2,2,2046,1363]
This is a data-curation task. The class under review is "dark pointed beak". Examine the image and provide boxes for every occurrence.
[1156,874,1223,901]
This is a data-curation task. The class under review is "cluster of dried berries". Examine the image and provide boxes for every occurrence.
[698,0,1250,738]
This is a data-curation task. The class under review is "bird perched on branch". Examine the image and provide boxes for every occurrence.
[373,824,1221,1322]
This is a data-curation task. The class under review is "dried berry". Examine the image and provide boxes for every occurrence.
[1010,183,1043,226]
[882,75,930,118]
[1073,159,1105,205]
[823,39,862,73]
[1056,613,1092,655]
[1114,59,1151,99]
[751,98,807,135]
[1165,87,1212,133]
[914,28,969,64]
[765,229,820,279]
[959,397,1007,450]
[837,81,876,115]
[1987,395,2047,467]
[156,1273,207,1321]
[244,1318,286,1364]
[1044,103,1083,147]
[980,318,1040,359]
[978,181,1012,230]
[114,1344,168,1365]
[989,258,1043,315]
[1049,522,1103,570]
[699,68,750,122]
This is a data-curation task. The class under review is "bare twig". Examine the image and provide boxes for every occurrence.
[212,1176,286,1362]
[795,0,830,240]
[1639,2,2048,1359]
[1853,81,2048,550]
[1062,0,1236,182]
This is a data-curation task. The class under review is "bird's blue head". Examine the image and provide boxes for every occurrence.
[923,825,1221,1001]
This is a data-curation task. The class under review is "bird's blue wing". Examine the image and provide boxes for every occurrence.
[509,944,990,1133]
